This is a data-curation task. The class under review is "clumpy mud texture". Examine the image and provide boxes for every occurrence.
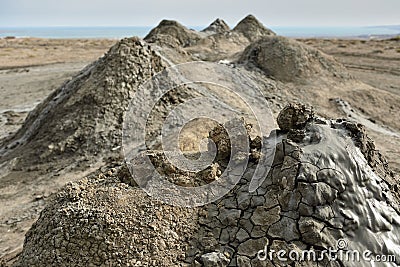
[334,119,394,181]
[145,150,223,187]
[277,103,315,131]
[15,168,200,266]
[1,15,400,265]
[15,104,400,266]
[189,105,400,266]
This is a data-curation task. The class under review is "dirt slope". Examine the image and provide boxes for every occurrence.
[1,15,400,266]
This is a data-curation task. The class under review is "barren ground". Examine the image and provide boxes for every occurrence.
[0,36,399,263]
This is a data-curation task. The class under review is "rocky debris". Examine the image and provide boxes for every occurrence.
[16,104,400,266]
[144,20,201,47]
[0,37,165,170]
[277,102,314,131]
[202,19,230,34]
[147,150,223,187]
[208,122,232,162]
[3,15,400,267]
[239,35,351,82]
[276,102,315,143]
[232,15,276,42]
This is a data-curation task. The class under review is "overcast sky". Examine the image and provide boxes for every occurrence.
[1,0,399,27]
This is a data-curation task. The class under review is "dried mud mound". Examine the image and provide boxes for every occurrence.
[15,168,199,266]
[0,14,281,170]
[233,15,276,42]
[201,19,230,34]
[144,20,202,48]
[0,38,165,169]
[145,16,277,63]
[16,105,400,266]
[239,36,351,82]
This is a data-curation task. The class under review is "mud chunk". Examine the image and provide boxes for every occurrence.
[277,103,314,131]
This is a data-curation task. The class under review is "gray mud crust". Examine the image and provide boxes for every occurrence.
[15,104,400,267]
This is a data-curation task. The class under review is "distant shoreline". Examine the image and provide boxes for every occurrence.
[0,25,399,39]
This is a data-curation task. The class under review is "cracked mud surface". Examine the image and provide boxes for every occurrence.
[1,16,400,266]
[15,106,400,266]
[189,113,400,267]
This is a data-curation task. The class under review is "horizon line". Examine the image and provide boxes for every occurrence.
[1,24,399,28]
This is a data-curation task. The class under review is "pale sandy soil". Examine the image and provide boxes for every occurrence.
[298,37,400,96]
[298,38,400,172]
[0,38,116,69]
[0,36,399,264]
[0,38,116,263]
[0,38,117,140]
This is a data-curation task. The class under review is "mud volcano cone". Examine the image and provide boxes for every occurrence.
[233,15,276,42]
[239,36,351,82]
[0,38,164,169]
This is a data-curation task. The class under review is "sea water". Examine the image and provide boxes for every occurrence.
[0,25,398,39]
